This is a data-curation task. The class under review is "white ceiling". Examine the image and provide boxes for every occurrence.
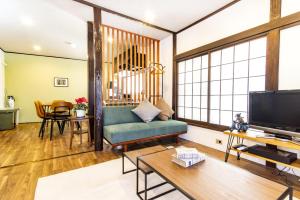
[0,0,233,60]
[86,0,234,32]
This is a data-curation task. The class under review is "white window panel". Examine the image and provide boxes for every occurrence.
[186,59,193,72]
[249,76,265,92]
[185,107,192,119]
[193,83,201,95]
[210,81,220,95]
[210,110,220,124]
[193,70,201,83]
[221,79,233,95]
[234,78,248,94]
[178,62,185,73]
[221,95,232,110]
[210,96,220,110]
[185,84,192,95]
[222,47,234,64]
[233,95,248,112]
[178,107,184,118]
[201,82,208,95]
[202,68,208,82]
[234,61,248,78]
[249,57,266,76]
[201,109,208,122]
[211,50,221,66]
[250,37,267,59]
[193,57,201,70]
[201,96,208,108]
[178,85,185,95]
[185,96,193,107]
[178,73,185,84]
[233,112,248,123]
[193,108,201,121]
[221,64,233,80]
[185,72,193,83]
[282,0,300,17]
[193,96,200,108]
[202,55,209,69]
[221,111,233,126]
[211,66,221,81]
[178,96,185,107]
[235,42,249,62]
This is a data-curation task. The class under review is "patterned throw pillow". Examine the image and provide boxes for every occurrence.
[131,99,161,123]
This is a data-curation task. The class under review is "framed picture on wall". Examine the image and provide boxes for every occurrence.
[54,77,69,87]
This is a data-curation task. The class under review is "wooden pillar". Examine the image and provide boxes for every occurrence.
[266,0,281,91]
[93,7,103,151]
[87,21,95,141]
[265,0,281,167]
[172,33,177,118]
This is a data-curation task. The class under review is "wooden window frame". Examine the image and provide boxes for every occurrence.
[175,35,267,131]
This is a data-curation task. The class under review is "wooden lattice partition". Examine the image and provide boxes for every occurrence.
[101,25,160,105]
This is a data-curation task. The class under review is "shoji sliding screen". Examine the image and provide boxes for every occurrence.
[177,36,267,128]
[101,25,160,105]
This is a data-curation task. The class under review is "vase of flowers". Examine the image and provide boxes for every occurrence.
[74,97,88,117]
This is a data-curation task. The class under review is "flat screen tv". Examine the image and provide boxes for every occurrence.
[249,90,300,136]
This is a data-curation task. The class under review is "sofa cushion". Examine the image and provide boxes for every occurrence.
[155,98,174,121]
[131,99,161,123]
[104,120,187,144]
[103,105,142,126]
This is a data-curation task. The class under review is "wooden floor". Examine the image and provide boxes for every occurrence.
[0,123,300,200]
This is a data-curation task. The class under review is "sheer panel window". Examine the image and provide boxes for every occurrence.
[209,37,266,125]
[177,55,208,122]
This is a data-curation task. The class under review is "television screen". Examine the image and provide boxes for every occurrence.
[249,90,300,132]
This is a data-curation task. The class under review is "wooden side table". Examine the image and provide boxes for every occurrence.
[69,116,92,149]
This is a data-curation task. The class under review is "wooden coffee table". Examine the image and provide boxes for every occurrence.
[138,148,293,200]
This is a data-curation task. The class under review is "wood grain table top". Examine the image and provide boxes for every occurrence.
[139,148,289,200]
[124,145,167,173]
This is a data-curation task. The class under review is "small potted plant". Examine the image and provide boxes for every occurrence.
[74,97,88,117]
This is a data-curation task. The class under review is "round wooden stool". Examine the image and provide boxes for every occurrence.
[69,116,92,149]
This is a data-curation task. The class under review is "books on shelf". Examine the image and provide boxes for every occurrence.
[172,146,206,168]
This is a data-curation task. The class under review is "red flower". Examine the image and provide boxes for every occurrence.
[75,97,88,104]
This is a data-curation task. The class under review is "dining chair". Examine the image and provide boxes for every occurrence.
[49,101,73,140]
[34,100,52,138]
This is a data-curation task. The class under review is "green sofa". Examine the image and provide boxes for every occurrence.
[103,105,187,151]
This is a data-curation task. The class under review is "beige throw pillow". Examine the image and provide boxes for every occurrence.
[131,99,161,123]
[155,98,174,121]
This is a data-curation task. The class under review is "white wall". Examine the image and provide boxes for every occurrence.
[177,0,270,54]
[159,35,173,106]
[0,49,4,108]
[279,24,300,90]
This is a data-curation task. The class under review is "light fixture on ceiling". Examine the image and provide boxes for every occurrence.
[33,45,41,51]
[144,10,155,23]
[20,16,34,26]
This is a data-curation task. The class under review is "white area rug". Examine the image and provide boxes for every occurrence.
[35,158,187,200]
[35,158,296,200]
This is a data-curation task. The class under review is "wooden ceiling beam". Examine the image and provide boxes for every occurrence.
[73,0,175,34]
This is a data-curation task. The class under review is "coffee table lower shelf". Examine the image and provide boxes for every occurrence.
[122,145,176,200]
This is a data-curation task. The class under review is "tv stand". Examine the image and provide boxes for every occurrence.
[224,130,300,170]
[273,133,292,140]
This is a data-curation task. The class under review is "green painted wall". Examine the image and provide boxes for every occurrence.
[5,53,87,123]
